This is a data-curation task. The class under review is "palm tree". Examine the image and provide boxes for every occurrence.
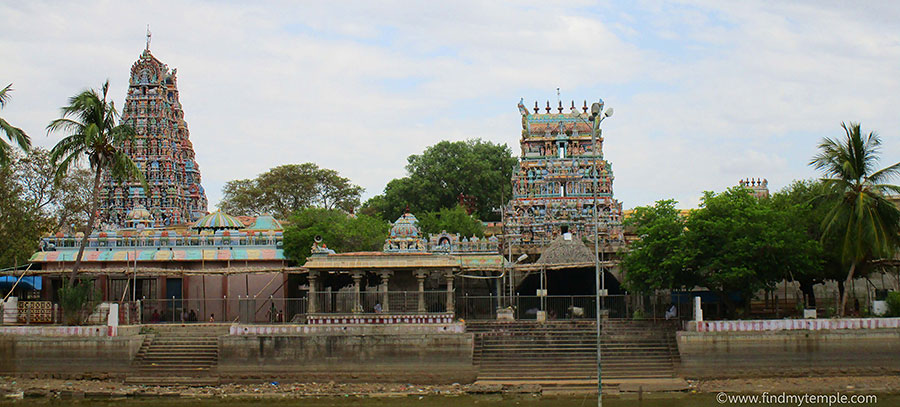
[0,83,31,167]
[810,122,900,316]
[47,80,146,286]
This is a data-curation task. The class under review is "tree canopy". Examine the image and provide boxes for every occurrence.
[282,208,389,265]
[622,188,821,317]
[417,205,485,237]
[219,163,363,219]
[362,139,517,222]
[0,149,94,270]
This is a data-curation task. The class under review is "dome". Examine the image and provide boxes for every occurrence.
[246,214,283,231]
[536,233,595,265]
[390,212,420,238]
[192,211,244,230]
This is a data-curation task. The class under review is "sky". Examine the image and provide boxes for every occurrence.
[2,1,899,210]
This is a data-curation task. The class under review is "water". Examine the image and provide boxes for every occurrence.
[3,394,899,407]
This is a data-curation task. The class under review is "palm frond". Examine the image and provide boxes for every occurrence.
[0,117,30,150]
[0,84,12,107]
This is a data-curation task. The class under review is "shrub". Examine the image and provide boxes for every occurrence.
[58,279,99,325]
[886,291,900,317]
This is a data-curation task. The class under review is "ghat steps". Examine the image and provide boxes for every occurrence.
[468,320,681,393]
[125,324,228,386]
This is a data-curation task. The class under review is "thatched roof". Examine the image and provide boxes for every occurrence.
[535,234,596,266]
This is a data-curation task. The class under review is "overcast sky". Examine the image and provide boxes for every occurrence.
[3,1,899,210]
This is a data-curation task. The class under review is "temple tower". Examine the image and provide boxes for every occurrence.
[100,44,207,227]
[504,99,624,255]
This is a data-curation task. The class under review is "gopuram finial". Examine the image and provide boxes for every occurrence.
[146,24,152,51]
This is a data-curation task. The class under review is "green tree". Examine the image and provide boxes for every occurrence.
[0,162,44,269]
[417,205,485,237]
[283,208,389,265]
[770,180,838,308]
[621,199,693,293]
[0,83,30,167]
[363,139,517,221]
[685,188,820,317]
[219,163,362,219]
[47,80,146,286]
[810,122,900,316]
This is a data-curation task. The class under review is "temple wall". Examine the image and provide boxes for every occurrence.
[0,332,144,378]
[677,329,900,378]
[218,324,476,384]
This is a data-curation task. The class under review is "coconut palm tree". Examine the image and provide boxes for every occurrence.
[0,83,31,167]
[47,80,146,286]
[810,122,900,316]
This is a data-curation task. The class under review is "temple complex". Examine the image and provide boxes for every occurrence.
[504,99,624,255]
[100,41,207,228]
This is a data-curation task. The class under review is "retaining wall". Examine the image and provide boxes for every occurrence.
[678,328,900,378]
[219,323,476,384]
[0,326,143,378]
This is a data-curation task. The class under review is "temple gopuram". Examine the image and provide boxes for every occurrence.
[100,40,207,228]
[504,99,624,255]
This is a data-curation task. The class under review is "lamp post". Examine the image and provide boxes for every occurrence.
[133,223,145,303]
[589,100,612,406]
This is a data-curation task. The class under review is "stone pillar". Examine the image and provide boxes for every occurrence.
[378,270,392,313]
[351,271,363,313]
[308,271,318,314]
[415,270,427,313]
[445,271,455,314]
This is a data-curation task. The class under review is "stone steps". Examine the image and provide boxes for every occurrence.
[469,320,680,390]
[128,327,220,384]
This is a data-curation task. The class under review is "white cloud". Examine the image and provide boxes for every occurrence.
[1,1,899,213]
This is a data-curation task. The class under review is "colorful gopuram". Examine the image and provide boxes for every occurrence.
[100,40,207,228]
[504,99,624,254]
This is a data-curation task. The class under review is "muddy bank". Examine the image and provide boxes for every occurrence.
[2,376,900,400]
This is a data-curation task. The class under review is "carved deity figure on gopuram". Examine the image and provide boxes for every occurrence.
[100,39,208,228]
[504,99,624,254]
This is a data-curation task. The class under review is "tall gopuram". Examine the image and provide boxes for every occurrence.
[100,41,208,227]
[504,99,624,255]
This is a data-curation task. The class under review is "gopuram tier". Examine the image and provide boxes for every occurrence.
[504,99,624,255]
[100,46,208,227]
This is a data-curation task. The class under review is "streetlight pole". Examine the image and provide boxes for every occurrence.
[589,101,612,406]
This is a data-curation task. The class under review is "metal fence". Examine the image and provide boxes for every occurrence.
[457,294,692,321]
[311,291,448,314]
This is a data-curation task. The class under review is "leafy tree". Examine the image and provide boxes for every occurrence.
[810,122,900,316]
[685,188,820,317]
[0,162,44,269]
[621,199,693,293]
[0,83,30,167]
[769,180,839,308]
[283,208,389,265]
[219,163,362,219]
[417,205,485,237]
[47,80,147,286]
[363,139,517,222]
[15,147,93,234]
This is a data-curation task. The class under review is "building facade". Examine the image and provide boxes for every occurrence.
[100,45,207,228]
[504,100,624,254]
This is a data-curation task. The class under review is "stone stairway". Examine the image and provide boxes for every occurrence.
[125,324,228,386]
[468,320,681,393]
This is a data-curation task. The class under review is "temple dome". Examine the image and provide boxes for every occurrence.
[192,211,244,230]
[390,212,420,238]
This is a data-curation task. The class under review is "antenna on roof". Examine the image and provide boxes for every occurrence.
[146,24,152,51]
